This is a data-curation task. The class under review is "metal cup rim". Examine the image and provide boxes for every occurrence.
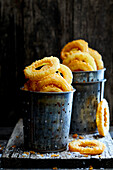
[20,87,76,94]
[72,68,106,74]
[72,78,107,85]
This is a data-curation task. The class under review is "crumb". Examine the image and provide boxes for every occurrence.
[16,136,19,138]
[30,151,35,154]
[37,152,40,154]
[72,134,78,138]
[51,154,59,157]
[83,154,88,157]
[79,136,84,139]
[23,152,29,155]
[22,152,30,157]
[40,154,44,157]
[89,165,93,169]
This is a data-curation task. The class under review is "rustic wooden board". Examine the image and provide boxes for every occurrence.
[1,119,113,168]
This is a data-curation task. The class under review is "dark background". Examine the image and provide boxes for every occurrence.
[0,0,113,127]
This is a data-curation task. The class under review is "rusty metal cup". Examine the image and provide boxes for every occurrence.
[70,69,106,134]
[21,89,75,152]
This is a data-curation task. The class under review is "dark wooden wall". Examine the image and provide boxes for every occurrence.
[0,0,113,126]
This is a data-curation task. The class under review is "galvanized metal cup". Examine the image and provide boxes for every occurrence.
[73,68,106,83]
[70,69,106,134]
[21,89,75,152]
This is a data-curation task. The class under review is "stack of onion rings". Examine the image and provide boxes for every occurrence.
[23,56,73,92]
[69,139,106,155]
[63,51,97,71]
[96,99,110,136]
[60,39,104,71]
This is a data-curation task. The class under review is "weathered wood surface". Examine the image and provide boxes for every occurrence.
[0,0,113,126]
[2,119,113,168]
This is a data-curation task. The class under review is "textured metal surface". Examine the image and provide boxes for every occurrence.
[70,78,106,134]
[72,68,106,83]
[21,90,74,152]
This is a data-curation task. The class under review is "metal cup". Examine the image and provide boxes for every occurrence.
[21,89,75,152]
[70,69,106,134]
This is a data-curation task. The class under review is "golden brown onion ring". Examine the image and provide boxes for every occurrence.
[61,39,88,60]
[40,85,63,92]
[58,64,73,84]
[88,48,104,70]
[96,99,109,136]
[24,56,60,81]
[63,51,97,70]
[69,139,106,155]
[67,59,94,71]
[36,74,72,92]
[22,80,38,91]
[23,80,64,92]
[22,80,30,91]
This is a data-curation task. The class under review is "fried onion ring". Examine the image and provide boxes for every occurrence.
[96,99,109,136]
[23,75,72,92]
[22,80,38,91]
[23,75,73,92]
[58,64,73,84]
[88,48,104,70]
[67,59,94,71]
[69,139,106,155]
[24,56,60,80]
[63,51,97,70]
[39,85,63,92]
[22,80,30,91]
[61,39,88,60]
[36,74,72,92]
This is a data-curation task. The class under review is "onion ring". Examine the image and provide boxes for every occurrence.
[58,64,73,84]
[24,56,60,81]
[88,48,104,70]
[22,80,38,91]
[69,139,106,155]
[96,99,109,136]
[39,85,63,92]
[61,39,88,60]
[23,79,66,92]
[67,59,94,71]
[63,51,97,70]
[23,75,72,92]
[36,74,72,92]
[22,80,30,91]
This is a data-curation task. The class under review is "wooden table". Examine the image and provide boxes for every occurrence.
[1,119,113,169]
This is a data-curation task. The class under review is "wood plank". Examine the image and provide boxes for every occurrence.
[6,119,23,148]
[0,0,24,126]
[1,119,113,168]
